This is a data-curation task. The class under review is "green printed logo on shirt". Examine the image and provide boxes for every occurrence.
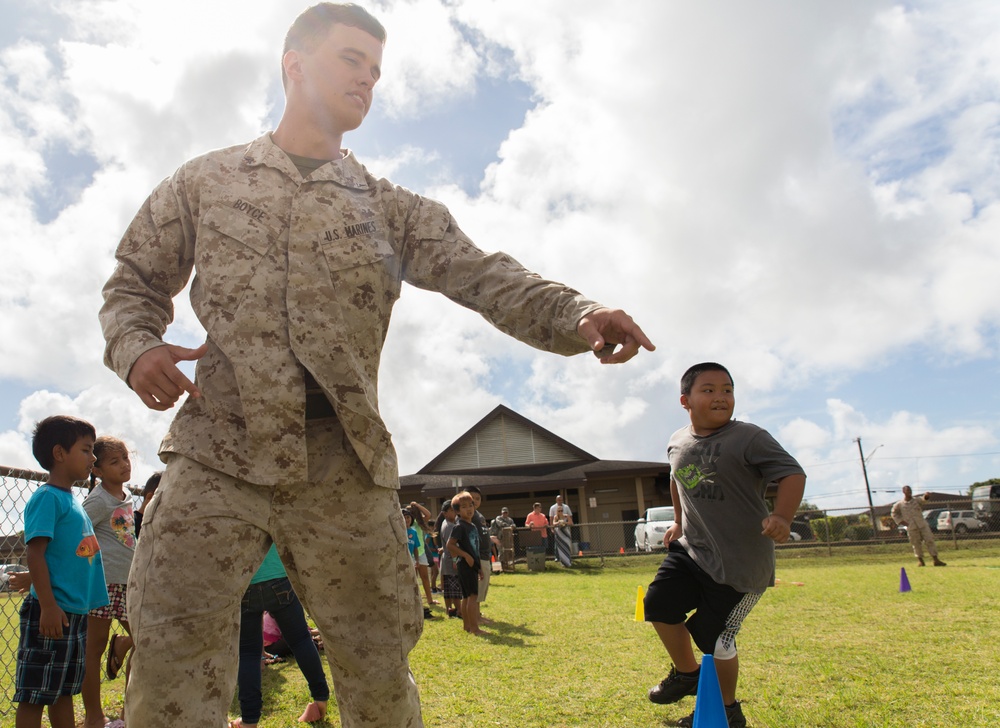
[675,463,712,491]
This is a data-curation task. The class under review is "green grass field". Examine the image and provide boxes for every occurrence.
[3,542,999,727]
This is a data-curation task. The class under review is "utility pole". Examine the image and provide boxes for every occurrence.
[854,437,877,535]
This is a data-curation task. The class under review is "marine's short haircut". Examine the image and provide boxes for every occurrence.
[31,415,97,471]
[680,362,734,395]
[282,3,387,87]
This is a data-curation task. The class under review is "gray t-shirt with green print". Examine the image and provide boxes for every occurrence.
[668,420,804,593]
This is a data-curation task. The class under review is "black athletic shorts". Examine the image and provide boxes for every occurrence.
[457,562,479,599]
[643,541,761,657]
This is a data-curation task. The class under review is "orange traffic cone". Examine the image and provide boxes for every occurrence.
[620,547,625,554]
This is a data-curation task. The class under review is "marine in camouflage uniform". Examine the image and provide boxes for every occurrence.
[100,6,653,728]
[891,486,945,566]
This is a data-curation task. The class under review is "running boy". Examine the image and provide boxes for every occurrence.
[16,416,109,728]
[446,492,484,635]
[643,363,805,728]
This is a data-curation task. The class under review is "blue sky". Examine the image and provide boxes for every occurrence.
[2,0,1000,515]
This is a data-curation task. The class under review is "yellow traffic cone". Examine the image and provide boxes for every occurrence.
[634,585,645,621]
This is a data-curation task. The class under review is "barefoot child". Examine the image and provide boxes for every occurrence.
[229,544,329,728]
[446,492,484,635]
[407,501,439,611]
[437,502,462,618]
[81,435,138,728]
[15,416,108,728]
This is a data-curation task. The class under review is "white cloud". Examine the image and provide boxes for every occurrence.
[2,0,1000,513]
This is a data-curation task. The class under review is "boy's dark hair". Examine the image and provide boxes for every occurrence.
[282,3,387,87]
[466,486,482,496]
[680,362,734,395]
[144,471,163,497]
[31,415,97,470]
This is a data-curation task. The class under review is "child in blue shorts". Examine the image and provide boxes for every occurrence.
[16,416,109,728]
[643,363,805,728]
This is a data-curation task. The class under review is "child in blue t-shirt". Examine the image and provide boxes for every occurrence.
[16,416,109,728]
[404,510,420,561]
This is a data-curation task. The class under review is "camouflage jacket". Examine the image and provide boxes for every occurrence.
[891,497,928,526]
[100,134,602,487]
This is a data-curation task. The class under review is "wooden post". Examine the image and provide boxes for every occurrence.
[501,527,515,572]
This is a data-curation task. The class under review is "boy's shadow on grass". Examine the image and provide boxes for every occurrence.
[477,619,539,647]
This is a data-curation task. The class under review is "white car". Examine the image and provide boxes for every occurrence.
[0,563,28,592]
[634,506,676,552]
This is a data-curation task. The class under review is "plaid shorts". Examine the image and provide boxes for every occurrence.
[442,574,462,600]
[14,595,88,705]
[89,582,128,621]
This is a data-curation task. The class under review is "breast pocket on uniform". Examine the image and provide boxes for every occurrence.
[321,233,400,316]
[196,204,277,314]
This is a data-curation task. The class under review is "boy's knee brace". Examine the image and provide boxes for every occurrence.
[713,635,738,660]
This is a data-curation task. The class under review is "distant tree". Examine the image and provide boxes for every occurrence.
[797,500,822,514]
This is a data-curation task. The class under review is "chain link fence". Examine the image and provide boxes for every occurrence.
[494,497,1000,567]
[1,465,131,718]
[3,463,998,716]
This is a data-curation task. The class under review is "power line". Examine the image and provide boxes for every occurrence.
[801,450,1000,470]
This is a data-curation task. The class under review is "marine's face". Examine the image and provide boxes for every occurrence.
[293,23,383,133]
[681,370,735,435]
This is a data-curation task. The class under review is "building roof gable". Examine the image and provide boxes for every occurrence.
[418,404,597,474]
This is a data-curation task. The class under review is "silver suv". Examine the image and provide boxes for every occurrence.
[936,510,984,534]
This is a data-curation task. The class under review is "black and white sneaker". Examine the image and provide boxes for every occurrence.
[648,666,699,704]
[674,700,746,728]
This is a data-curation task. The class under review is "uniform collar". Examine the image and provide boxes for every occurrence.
[243,133,371,190]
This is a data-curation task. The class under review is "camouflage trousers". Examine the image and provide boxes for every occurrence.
[124,418,424,727]
[906,519,939,560]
